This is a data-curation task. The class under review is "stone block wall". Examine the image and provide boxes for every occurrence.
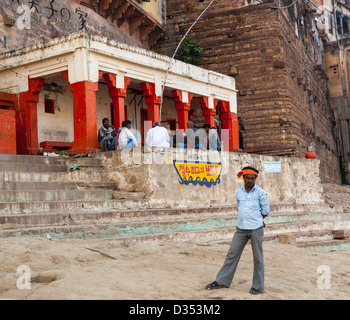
[152,0,341,183]
[96,148,325,208]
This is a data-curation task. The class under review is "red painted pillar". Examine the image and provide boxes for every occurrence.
[218,100,239,152]
[172,90,193,131]
[70,81,99,152]
[18,78,45,155]
[140,82,161,124]
[62,71,99,152]
[199,96,216,128]
[104,73,131,128]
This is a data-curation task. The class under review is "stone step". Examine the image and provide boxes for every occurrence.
[265,220,350,236]
[0,154,102,167]
[0,181,118,191]
[274,230,335,245]
[0,154,64,164]
[3,219,350,245]
[265,212,350,224]
[0,206,236,229]
[83,182,118,189]
[0,202,340,223]
[1,208,350,242]
[0,224,238,242]
[0,198,150,215]
[1,203,349,231]
[0,170,109,183]
[112,191,146,200]
[0,189,115,202]
[0,162,67,172]
[0,181,77,191]
[65,158,103,168]
[296,239,350,251]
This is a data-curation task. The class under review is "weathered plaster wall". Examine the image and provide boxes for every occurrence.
[37,76,73,143]
[0,0,144,53]
[96,149,325,208]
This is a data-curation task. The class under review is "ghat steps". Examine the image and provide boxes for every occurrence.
[0,154,350,251]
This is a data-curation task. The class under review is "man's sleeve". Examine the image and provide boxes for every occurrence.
[128,129,138,147]
[165,129,170,144]
[97,128,104,142]
[146,129,152,146]
[260,190,271,216]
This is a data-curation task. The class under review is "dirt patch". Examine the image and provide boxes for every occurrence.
[0,237,350,300]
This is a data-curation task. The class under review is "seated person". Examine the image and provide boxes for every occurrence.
[98,118,117,151]
[146,122,170,147]
[185,121,205,149]
[116,120,138,150]
[174,129,186,148]
[203,123,221,151]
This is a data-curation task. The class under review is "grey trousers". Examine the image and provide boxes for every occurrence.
[216,226,264,291]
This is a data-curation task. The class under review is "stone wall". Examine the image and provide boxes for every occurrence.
[153,0,341,183]
[0,0,144,53]
[96,148,325,209]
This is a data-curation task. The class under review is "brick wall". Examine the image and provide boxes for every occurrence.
[153,0,341,183]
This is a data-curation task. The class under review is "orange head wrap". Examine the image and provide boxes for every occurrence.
[237,167,259,178]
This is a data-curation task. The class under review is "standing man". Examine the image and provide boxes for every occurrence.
[205,166,271,295]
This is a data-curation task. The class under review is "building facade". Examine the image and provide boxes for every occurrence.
[0,0,239,155]
[313,0,350,183]
[154,0,342,183]
[0,32,238,154]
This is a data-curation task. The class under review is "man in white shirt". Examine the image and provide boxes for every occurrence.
[117,120,138,150]
[146,122,170,147]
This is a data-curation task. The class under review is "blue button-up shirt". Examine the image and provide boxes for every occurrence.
[236,184,271,230]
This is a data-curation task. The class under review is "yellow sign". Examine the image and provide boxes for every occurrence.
[173,160,222,188]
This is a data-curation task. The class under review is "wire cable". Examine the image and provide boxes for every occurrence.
[159,0,217,122]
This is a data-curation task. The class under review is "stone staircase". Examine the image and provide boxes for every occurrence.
[0,154,147,234]
[0,154,350,252]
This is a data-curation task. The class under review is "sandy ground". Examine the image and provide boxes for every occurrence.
[0,236,350,300]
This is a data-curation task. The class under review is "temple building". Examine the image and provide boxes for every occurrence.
[0,0,238,155]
